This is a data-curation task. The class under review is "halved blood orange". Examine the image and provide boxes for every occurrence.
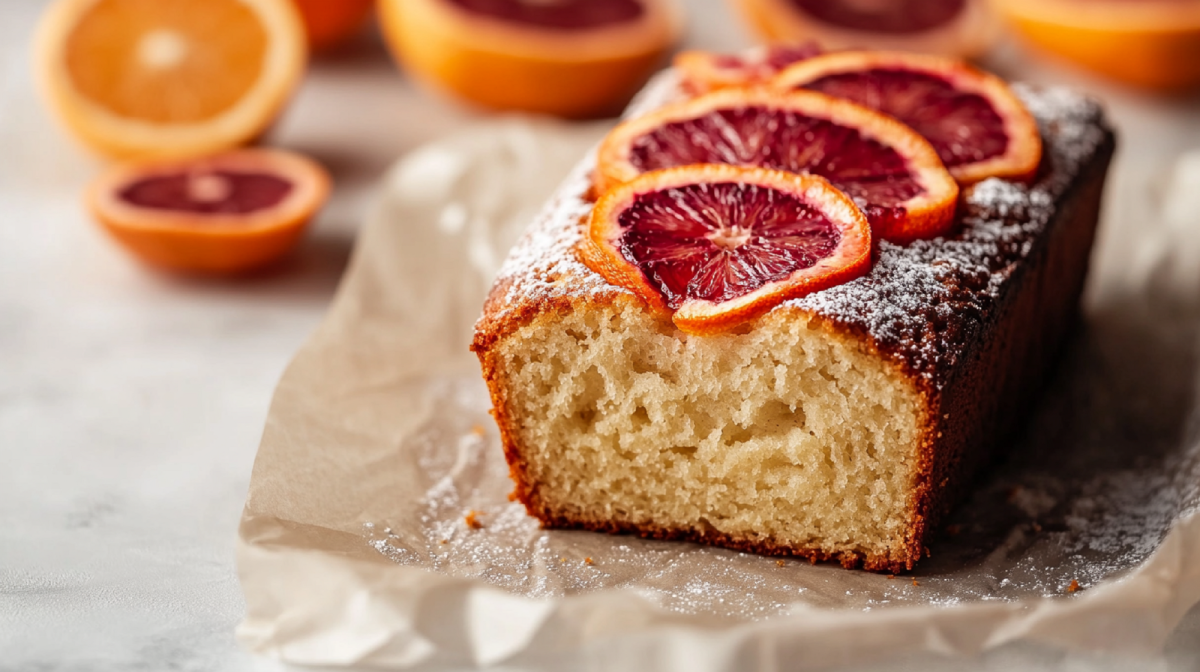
[581,165,872,335]
[87,148,330,274]
[674,42,821,95]
[595,88,959,243]
[34,0,307,159]
[293,0,375,51]
[993,0,1200,91]
[773,51,1042,185]
[731,0,998,58]
[377,0,682,117]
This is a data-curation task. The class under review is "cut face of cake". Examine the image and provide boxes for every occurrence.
[472,71,1114,572]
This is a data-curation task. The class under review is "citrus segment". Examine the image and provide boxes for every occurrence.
[731,0,998,58]
[35,0,306,159]
[581,165,872,334]
[773,51,1042,184]
[596,88,959,243]
[675,43,821,94]
[993,0,1200,91]
[377,0,681,117]
[87,148,330,274]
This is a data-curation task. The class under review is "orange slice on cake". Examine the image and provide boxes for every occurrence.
[581,165,872,334]
[773,51,1042,185]
[674,42,821,95]
[731,0,998,58]
[34,0,307,159]
[87,148,330,274]
[377,0,682,117]
[595,88,959,244]
[992,0,1200,91]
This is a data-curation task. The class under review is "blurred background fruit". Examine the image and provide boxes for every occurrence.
[87,148,330,274]
[377,0,683,118]
[730,0,999,59]
[292,0,375,51]
[34,0,307,159]
[992,0,1200,91]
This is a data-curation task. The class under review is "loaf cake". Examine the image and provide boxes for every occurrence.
[471,70,1114,572]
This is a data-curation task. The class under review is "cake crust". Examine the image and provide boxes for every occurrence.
[472,76,1115,573]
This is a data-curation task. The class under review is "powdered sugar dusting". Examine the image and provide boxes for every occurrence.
[477,76,1110,392]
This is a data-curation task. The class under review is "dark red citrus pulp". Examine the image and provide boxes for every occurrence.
[626,107,923,231]
[800,68,1009,170]
[445,0,644,29]
[789,0,965,33]
[119,171,294,215]
[618,181,842,309]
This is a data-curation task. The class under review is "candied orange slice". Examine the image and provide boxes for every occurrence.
[731,0,997,58]
[581,165,872,335]
[35,0,306,159]
[87,148,330,274]
[595,88,959,244]
[773,51,1042,185]
[993,0,1200,91]
[377,0,682,118]
[674,43,821,95]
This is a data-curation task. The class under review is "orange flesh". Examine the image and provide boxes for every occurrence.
[64,0,268,123]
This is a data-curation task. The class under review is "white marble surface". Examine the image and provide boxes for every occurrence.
[3,1,1200,670]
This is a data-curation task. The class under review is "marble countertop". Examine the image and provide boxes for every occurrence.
[3,0,1200,670]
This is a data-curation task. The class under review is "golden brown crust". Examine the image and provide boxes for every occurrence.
[471,77,1116,573]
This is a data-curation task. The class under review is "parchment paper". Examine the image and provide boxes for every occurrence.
[236,117,1200,670]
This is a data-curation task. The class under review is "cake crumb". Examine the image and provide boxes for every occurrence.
[464,510,484,529]
[584,557,594,565]
[1067,580,1080,593]
[776,559,786,567]
[911,578,920,587]
[507,490,519,502]
[440,539,448,545]
[887,574,896,580]
[1032,521,1043,533]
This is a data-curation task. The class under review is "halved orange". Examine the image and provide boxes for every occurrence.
[773,51,1042,185]
[595,87,960,243]
[731,0,998,58]
[377,0,682,117]
[580,165,872,335]
[35,0,307,159]
[674,43,822,95]
[293,0,375,51]
[992,0,1200,91]
[87,148,330,274]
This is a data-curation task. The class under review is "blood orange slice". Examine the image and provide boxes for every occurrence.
[581,165,872,334]
[675,42,821,94]
[731,0,997,58]
[87,148,330,274]
[773,51,1042,185]
[377,0,682,117]
[596,88,959,243]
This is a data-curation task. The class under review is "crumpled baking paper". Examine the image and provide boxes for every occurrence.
[236,119,1200,670]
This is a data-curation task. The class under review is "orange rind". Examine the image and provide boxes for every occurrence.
[34,0,307,160]
[581,165,873,335]
[992,0,1200,91]
[293,0,374,51]
[87,148,330,274]
[674,42,821,95]
[377,0,682,118]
